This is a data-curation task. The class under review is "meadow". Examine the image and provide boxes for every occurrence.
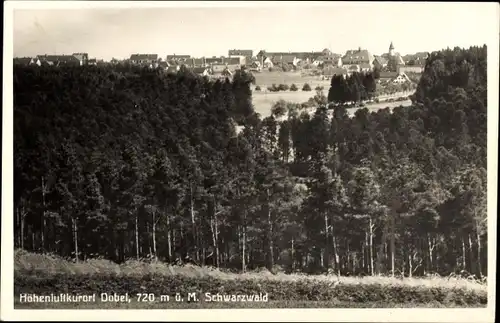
[250,70,413,117]
[252,89,412,118]
[252,70,330,89]
[14,250,487,309]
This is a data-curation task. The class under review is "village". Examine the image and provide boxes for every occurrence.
[14,42,428,86]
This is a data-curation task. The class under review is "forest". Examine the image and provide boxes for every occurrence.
[13,45,487,279]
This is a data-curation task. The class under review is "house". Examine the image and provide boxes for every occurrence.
[165,59,179,67]
[130,54,158,65]
[263,57,274,68]
[378,71,399,84]
[321,48,332,56]
[228,55,247,66]
[250,61,261,68]
[289,51,321,62]
[72,53,89,65]
[379,71,398,80]
[37,55,81,66]
[184,58,207,68]
[257,50,328,68]
[194,58,207,67]
[282,54,299,66]
[402,52,429,66]
[398,65,425,74]
[192,67,212,77]
[211,63,228,74]
[228,49,253,65]
[270,54,285,65]
[226,64,240,73]
[359,63,372,72]
[88,58,97,66]
[220,68,233,78]
[205,57,225,65]
[312,57,324,67]
[13,57,37,66]
[348,65,361,73]
[342,47,374,70]
[223,57,241,66]
[373,55,388,69]
[322,54,343,67]
[212,67,233,80]
[166,54,191,62]
[270,54,300,68]
[165,65,181,74]
[249,61,262,72]
[391,72,412,84]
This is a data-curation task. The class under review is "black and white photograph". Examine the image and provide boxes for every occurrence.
[1,1,498,321]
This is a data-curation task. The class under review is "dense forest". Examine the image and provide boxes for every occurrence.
[13,45,488,278]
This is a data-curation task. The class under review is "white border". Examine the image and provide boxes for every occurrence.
[2,1,498,322]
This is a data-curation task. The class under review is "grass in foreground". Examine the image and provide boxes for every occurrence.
[14,298,483,309]
[14,249,486,294]
[13,250,487,308]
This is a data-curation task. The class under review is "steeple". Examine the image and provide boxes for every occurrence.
[389,41,395,56]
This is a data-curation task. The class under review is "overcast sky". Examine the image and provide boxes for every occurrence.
[11,2,499,60]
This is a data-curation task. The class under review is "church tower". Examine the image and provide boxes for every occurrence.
[389,41,395,56]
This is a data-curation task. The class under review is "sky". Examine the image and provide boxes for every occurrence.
[10,2,499,61]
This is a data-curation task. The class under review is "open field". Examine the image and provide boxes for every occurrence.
[252,90,327,116]
[13,250,487,309]
[252,89,412,118]
[251,71,415,117]
[252,71,330,89]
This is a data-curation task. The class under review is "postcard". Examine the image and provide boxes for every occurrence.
[2,1,498,322]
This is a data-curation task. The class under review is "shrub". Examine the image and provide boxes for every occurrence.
[281,64,291,72]
[290,84,298,91]
[278,84,289,91]
[255,85,261,91]
[268,84,280,92]
[302,83,312,91]
[271,100,287,118]
[374,98,380,103]
[315,86,324,91]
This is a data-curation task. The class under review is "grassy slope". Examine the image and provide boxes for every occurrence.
[13,250,487,309]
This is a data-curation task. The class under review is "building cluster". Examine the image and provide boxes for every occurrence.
[14,53,103,67]
[126,52,248,79]
[14,42,427,83]
[319,42,427,83]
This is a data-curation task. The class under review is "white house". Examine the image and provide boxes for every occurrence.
[263,57,274,68]
[391,72,412,84]
[192,67,212,77]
